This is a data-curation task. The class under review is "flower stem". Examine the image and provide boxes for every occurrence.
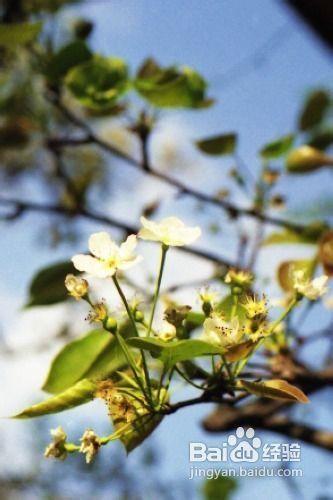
[112,275,153,406]
[147,244,168,337]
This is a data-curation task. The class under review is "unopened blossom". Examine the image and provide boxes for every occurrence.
[293,271,328,300]
[156,320,177,342]
[225,269,253,288]
[199,287,219,306]
[72,232,142,278]
[79,429,101,464]
[65,274,88,300]
[203,314,244,347]
[139,216,201,247]
[44,426,67,461]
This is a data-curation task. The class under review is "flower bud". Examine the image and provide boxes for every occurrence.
[104,316,118,333]
[65,274,88,300]
[225,269,253,290]
[134,310,144,322]
[286,145,333,174]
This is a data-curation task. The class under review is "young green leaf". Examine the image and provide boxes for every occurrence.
[26,261,80,307]
[238,379,309,403]
[127,337,224,368]
[13,379,97,419]
[0,22,42,47]
[134,60,212,109]
[66,55,129,110]
[260,134,294,159]
[43,327,129,394]
[196,133,237,156]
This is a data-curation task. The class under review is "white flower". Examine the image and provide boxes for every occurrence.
[156,320,177,342]
[202,314,244,347]
[138,216,201,246]
[293,271,328,300]
[79,429,101,464]
[44,426,67,460]
[72,232,142,278]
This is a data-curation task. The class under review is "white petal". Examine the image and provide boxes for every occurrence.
[159,216,185,229]
[120,234,137,258]
[118,255,143,270]
[72,255,113,278]
[138,227,160,242]
[88,232,116,259]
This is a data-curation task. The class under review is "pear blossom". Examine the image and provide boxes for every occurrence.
[72,232,142,278]
[242,295,268,319]
[202,314,244,347]
[79,429,101,464]
[44,426,67,460]
[138,216,201,247]
[156,320,177,342]
[293,271,328,300]
[225,269,253,288]
[65,274,88,300]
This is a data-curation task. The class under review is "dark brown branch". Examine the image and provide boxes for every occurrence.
[0,198,236,268]
[48,94,308,234]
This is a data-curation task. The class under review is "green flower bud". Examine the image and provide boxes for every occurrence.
[134,310,144,322]
[104,316,118,333]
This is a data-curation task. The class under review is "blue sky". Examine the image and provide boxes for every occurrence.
[1,1,333,498]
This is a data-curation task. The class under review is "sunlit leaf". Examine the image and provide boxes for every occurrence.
[99,383,167,453]
[262,227,323,246]
[134,58,212,108]
[277,259,315,292]
[260,134,294,159]
[43,326,131,394]
[196,133,237,156]
[0,22,42,47]
[127,337,224,368]
[298,89,331,131]
[26,261,80,307]
[66,55,129,110]
[13,379,97,418]
[238,379,309,403]
[45,40,92,82]
[225,340,256,362]
[286,145,333,173]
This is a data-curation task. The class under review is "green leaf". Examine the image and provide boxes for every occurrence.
[196,133,237,156]
[45,40,92,82]
[26,261,80,307]
[43,327,130,394]
[238,379,309,403]
[66,55,129,110]
[202,476,238,500]
[308,128,333,151]
[0,22,42,47]
[286,145,333,173]
[127,337,223,368]
[13,379,97,418]
[134,58,212,109]
[106,387,167,453]
[278,259,315,292]
[260,134,294,159]
[298,90,331,131]
[262,227,321,246]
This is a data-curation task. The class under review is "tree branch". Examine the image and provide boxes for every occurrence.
[0,197,236,268]
[48,93,308,234]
